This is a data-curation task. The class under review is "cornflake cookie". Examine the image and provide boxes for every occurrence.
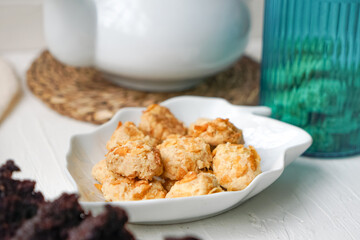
[106,140,163,181]
[166,172,223,198]
[138,104,187,141]
[106,121,157,150]
[101,177,167,201]
[189,118,244,147]
[92,159,119,184]
[157,135,212,180]
[213,143,261,191]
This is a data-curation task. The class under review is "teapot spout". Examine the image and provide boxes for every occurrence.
[44,0,96,67]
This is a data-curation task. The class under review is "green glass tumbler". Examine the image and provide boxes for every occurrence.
[260,0,360,157]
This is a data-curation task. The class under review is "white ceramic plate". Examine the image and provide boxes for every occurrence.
[66,96,312,224]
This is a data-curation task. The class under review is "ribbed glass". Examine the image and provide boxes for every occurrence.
[260,0,360,157]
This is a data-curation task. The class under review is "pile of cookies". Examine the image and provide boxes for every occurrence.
[92,104,261,201]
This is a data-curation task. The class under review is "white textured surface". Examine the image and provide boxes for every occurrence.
[0,58,19,120]
[0,4,45,51]
[1,50,360,239]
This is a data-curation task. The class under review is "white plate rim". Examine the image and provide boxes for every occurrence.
[65,96,313,224]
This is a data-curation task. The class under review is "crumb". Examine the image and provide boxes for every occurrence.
[212,143,261,191]
[157,135,212,180]
[101,177,167,201]
[106,121,157,150]
[67,205,135,240]
[166,172,222,198]
[92,159,120,184]
[139,104,187,141]
[0,159,20,178]
[0,160,45,240]
[106,140,163,181]
[189,118,244,147]
[11,193,87,240]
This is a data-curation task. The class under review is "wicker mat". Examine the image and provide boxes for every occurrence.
[27,50,260,124]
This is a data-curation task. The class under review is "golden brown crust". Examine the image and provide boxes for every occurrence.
[188,118,244,147]
[106,140,163,181]
[166,172,223,198]
[106,121,157,150]
[138,104,187,141]
[162,179,177,192]
[212,143,261,191]
[157,135,212,180]
[101,177,167,201]
[91,159,120,184]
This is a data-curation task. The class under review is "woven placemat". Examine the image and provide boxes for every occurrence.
[27,50,260,124]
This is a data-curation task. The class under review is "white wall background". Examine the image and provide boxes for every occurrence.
[0,0,264,52]
[247,0,264,39]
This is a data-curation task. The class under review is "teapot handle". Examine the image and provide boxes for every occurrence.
[44,0,96,67]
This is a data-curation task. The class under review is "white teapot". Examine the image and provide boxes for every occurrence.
[44,0,250,91]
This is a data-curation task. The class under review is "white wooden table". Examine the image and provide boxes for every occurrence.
[1,50,360,240]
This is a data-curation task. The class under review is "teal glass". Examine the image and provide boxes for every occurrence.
[260,0,360,157]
